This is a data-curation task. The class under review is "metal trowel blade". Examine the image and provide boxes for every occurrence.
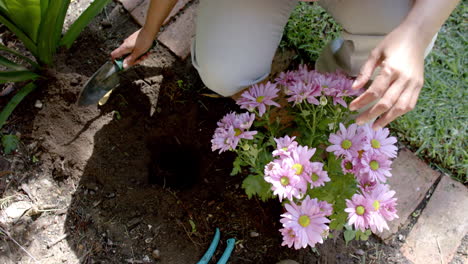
[77,60,121,106]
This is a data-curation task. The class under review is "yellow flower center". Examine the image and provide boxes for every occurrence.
[256,96,265,103]
[356,206,365,215]
[234,128,242,137]
[299,215,311,227]
[311,173,319,182]
[280,176,289,186]
[370,160,380,171]
[371,139,381,149]
[344,161,353,170]
[322,85,328,89]
[292,163,303,175]
[341,139,352,150]
[282,147,288,151]
[373,200,380,211]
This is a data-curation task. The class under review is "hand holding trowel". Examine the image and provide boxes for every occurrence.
[76,41,156,106]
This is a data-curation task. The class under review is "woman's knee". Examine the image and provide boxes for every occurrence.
[195,63,244,97]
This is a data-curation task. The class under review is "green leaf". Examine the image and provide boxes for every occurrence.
[0,44,40,68]
[0,83,36,130]
[344,230,356,245]
[242,174,272,201]
[60,0,111,48]
[230,156,242,176]
[0,0,41,42]
[0,55,27,71]
[1,134,19,154]
[36,0,69,65]
[0,70,39,83]
[0,13,37,55]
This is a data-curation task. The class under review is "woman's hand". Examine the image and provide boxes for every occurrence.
[110,28,154,69]
[349,25,427,130]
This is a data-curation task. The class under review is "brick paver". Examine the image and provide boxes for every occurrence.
[377,149,441,240]
[119,0,145,12]
[158,2,197,59]
[401,176,468,264]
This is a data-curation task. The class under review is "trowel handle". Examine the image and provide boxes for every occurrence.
[114,41,157,71]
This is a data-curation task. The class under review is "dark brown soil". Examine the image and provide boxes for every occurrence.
[0,1,418,264]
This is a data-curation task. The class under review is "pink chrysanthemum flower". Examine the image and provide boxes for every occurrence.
[297,64,309,78]
[307,162,330,187]
[280,196,330,249]
[363,184,399,233]
[356,173,379,193]
[280,227,299,248]
[326,123,363,159]
[361,124,398,158]
[315,72,349,107]
[364,184,399,222]
[211,112,257,153]
[275,71,299,87]
[341,157,360,175]
[285,80,321,106]
[318,200,333,217]
[237,82,280,117]
[289,146,316,179]
[264,160,307,202]
[345,193,373,231]
[360,153,392,183]
[272,136,298,158]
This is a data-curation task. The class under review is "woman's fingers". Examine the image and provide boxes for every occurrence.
[373,83,417,129]
[350,63,395,112]
[110,43,131,60]
[355,77,407,125]
[351,48,382,91]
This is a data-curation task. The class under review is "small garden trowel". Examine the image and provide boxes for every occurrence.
[77,58,125,106]
[77,43,156,106]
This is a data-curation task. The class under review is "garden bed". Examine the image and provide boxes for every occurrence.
[0,1,432,263]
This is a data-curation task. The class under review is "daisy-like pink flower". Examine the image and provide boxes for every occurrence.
[357,173,379,193]
[280,196,330,249]
[272,135,298,158]
[280,227,299,248]
[326,123,364,159]
[307,162,330,187]
[275,71,299,87]
[341,157,360,175]
[211,112,257,153]
[236,82,280,117]
[345,193,373,231]
[285,80,321,106]
[364,184,399,222]
[360,152,392,183]
[264,159,307,202]
[318,200,333,217]
[289,145,316,179]
[363,184,398,232]
[361,124,398,158]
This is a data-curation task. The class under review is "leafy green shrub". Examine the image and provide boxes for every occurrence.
[281,2,341,62]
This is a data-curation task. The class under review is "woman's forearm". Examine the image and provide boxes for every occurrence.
[142,0,179,38]
[401,0,460,45]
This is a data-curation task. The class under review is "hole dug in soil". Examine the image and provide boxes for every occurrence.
[148,139,201,189]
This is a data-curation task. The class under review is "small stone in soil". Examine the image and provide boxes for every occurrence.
[101,19,112,27]
[355,249,365,256]
[152,249,161,260]
[398,234,405,241]
[145,237,152,244]
[250,231,259,238]
[34,100,43,109]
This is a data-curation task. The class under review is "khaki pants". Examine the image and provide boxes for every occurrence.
[191,0,437,97]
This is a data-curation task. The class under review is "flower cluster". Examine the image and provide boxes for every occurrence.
[326,123,399,232]
[211,112,257,153]
[276,65,363,108]
[265,136,330,202]
[211,64,400,250]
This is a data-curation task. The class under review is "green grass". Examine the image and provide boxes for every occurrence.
[282,2,467,182]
